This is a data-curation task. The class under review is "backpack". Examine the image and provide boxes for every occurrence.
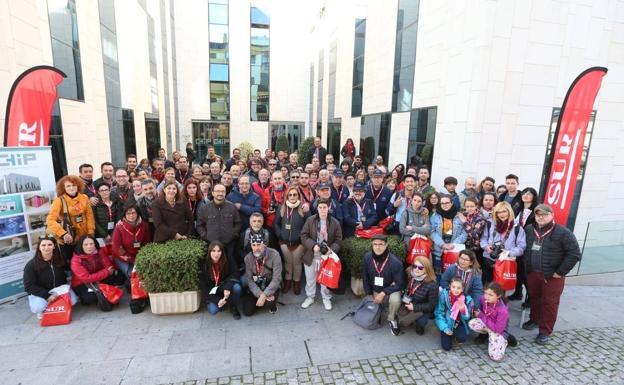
[353,299,382,330]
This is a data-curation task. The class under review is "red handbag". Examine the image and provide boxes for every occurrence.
[130,270,148,300]
[355,226,385,239]
[442,250,459,272]
[494,259,517,291]
[99,283,124,305]
[317,256,342,289]
[40,293,72,327]
[407,234,432,265]
[378,217,394,231]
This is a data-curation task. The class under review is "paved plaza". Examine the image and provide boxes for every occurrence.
[0,285,623,385]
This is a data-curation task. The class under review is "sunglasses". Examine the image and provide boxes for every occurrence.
[413,265,425,270]
[39,234,56,240]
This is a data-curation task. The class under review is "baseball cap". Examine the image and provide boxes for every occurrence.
[372,169,384,177]
[333,169,345,177]
[316,182,331,190]
[534,204,553,215]
[353,181,366,191]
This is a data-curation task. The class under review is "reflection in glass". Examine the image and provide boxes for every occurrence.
[351,19,366,117]
[392,0,419,112]
[406,107,436,171]
[209,3,228,24]
[360,113,391,165]
[210,63,229,82]
[270,123,303,152]
[251,7,270,121]
[193,121,231,159]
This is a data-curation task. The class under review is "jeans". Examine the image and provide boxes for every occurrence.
[29,290,79,315]
[207,283,242,315]
[113,259,133,279]
[440,323,467,351]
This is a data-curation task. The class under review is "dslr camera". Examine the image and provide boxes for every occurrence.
[256,276,269,291]
[318,241,329,255]
[490,241,504,259]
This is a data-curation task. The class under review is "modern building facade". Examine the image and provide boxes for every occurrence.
[1,0,623,241]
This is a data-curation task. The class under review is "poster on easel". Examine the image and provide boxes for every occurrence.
[0,146,56,302]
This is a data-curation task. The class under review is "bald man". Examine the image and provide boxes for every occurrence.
[459,177,478,208]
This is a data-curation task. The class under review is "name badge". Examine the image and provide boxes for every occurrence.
[148,217,154,223]
[209,286,218,295]
[374,276,384,286]
[531,244,541,252]
[285,224,292,230]
[374,203,377,210]
[75,215,83,223]
[361,216,366,222]
[253,275,258,282]
[107,222,115,230]
[133,241,141,248]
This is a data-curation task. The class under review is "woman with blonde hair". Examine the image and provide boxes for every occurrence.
[398,256,439,335]
[273,186,310,294]
[480,201,526,283]
[46,175,95,265]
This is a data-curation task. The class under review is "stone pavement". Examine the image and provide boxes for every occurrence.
[0,285,623,385]
[185,326,624,385]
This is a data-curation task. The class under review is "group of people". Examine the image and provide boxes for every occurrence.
[23,137,581,362]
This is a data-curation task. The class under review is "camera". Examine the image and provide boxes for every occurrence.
[256,276,269,291]
[490,241,504,259]
[319,241,329,255]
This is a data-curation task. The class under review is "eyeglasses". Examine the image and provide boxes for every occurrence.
[99,188,110,192]
[458,256,471,262]
[441,201,452,205]
[38,234,56,240]
[290,176,299,179]
[413,265,425,270]
[288,193,299,197]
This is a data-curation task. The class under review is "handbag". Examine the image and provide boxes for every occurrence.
[99,283,124,304]
[442,244,465,272]
[353,299,382,330]
[407,234,432,265]
[355,226,385,239]
[60,197,75,240]
[40,285,72,327]
[130,268,148,300]
[87,283,113,312]
[317,253,342,289]
[494,258,517,291]
[378,216,394,232]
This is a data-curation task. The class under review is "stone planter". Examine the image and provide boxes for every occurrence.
[149,291,201,315]
[350,277,366,297]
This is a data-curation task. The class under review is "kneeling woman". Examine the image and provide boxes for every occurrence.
[398,256,439,335]
[70,235,125,306]
[199,241,242,319]
[23,236,78,318]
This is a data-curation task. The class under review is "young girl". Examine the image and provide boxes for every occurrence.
[469,282,511,361]
[435,277,473,351]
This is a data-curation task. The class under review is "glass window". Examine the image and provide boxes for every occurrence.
[251,28,270,46]
[144,116,161,160]
[406,107,437,171]
[210,63,229,82]
[351,87,362,117]
[210,24,229,45]
[250,7,269,121]
[539,108,596,231]
[270,122,303,152]
[397,0,419,30]
[399,25,417,67]
[193,121,231,159]
[328,120,342,161]
[122,109,137,157]
[392,0,419,113]
[352,19,366,118]
[393,65,415,112]
[251,7,270,26]
[210,82,230,120]
[209,3,228,24]
[360,113,391,165]
[352,57,364,87]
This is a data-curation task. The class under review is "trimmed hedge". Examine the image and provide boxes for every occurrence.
[135,239,207,293]
[275,134,290,154]
[342,235,406,279]
[297,137,315,166]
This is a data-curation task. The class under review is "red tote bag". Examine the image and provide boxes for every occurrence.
[317,256,342,289]
[355,227,385,239]
[40,293,72,327]
[130,270,148,300]
[407,234,432,265]
[494,258,517,291]
[99,283,124,305]
[441,244,465,272]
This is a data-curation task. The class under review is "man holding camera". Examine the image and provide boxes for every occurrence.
[300,199,343,311]
[242,234,282,316]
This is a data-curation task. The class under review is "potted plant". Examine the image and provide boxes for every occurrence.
[342,235,406,296]
[135,239,206,314]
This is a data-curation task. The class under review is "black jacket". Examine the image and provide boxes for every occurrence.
[199,256,239,304]
[524,222,581,279]
[499,191,523,217]
[196,201,241,245]
[93,199,124,238]
[405,278,439,314]
[362,252,404,296]
[307,145,327,165]
[273,206,309,245]
[23,258,67,299]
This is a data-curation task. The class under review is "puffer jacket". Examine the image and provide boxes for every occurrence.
[70,249,114,288]
[523,222,581,279]
[404,277,438,314]
[46,194,95,245]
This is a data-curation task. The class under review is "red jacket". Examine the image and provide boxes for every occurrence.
[70,249,114,288]
[252,181,272,197]
[111,219,152,264]
[261,186,287,228]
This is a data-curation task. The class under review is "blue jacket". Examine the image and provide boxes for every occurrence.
[434,288,473,335]
[430,213,468,257]
[365,185,394,221]
[362,251,404,296]
[440,264,483,309]
[342,197,378,237]
[330,185,350,204]
[310,198,344,226]
[226,189,261,233]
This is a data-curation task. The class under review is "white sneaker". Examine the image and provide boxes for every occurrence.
[301,297,314,309]
[322,298,332,311]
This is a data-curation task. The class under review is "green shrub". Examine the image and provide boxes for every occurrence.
[135,239,207,293]
[275,134,290,153]
[342,235,406,279]
[297,137,315,166]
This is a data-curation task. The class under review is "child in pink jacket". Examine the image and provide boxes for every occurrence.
[469,282,510,361]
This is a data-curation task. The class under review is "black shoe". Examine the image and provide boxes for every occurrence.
[269,302,278,314]
[507,334,518,347]
[414,323,425,335]
[230,304,241,320]
[475,333,488,344]
[535,334,549,345]
[389,321,400,336]
[522,320,538,330]
[508,292,523,301]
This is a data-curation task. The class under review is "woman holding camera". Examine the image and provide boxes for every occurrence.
[300,199,343,311]
[480,201,527,284]
[398,256,439,335]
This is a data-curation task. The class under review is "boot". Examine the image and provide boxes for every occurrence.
[282,280,292,294]
[293,281,301,295]
[230,303,241,320]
